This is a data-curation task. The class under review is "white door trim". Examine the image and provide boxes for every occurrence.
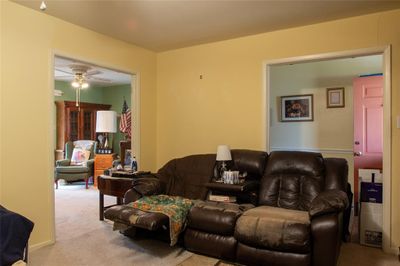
[262,46,394,254]
[48,50,141,245]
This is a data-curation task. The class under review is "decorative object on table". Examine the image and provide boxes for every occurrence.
[223,170,240,184]
[124,149,132,170]
[216,145,232,181]
[131,156,138,172]
[280,94,313,122]
[119,99,132,140]
[327,87,345,108]
[96,110,117,154]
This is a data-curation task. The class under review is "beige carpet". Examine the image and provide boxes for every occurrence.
[29,183,398,266]
[29,183,194,266]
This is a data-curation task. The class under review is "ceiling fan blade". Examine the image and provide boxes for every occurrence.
[55,68,74,75]
[55,75,74,78]
[87,69,102,76]
[87,76,112,83]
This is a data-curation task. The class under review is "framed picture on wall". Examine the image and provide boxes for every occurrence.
[280,94,314,122]
[327,87,345,108]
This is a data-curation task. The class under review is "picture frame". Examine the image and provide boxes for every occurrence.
[280,94,314,122]
[124,149,132,167]
[327,87,345,108]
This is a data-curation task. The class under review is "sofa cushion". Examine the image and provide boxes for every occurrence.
[235,206,311,253]
[104,205,168,231]
[187,201,253,236]
[231,149,268,178]
[157,154,216,200]
[259,151,325,211]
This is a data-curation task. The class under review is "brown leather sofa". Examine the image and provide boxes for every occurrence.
[104,150,349,266]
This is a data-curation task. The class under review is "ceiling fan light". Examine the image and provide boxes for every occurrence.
[82,82,89,89]
[71,81,80,88]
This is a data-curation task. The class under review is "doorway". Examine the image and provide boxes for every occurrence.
[50,53,140,243]
[263,46,392,253]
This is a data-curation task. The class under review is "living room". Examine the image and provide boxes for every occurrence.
[1,1,400,265]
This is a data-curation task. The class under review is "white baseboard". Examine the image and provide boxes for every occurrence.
[29,240,54,252]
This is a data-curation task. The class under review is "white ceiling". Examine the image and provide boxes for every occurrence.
[54,56,131,86]
[13,0,400,52]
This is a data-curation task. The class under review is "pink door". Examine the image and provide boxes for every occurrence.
[353,75,383,212]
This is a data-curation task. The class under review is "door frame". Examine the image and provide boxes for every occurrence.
[48,50,141,244]
[262,46,393,253]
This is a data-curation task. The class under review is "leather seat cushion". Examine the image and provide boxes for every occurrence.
[104,205,168,231]
[55,166,89,173]
[235,206,311,253]
[187,201,253,236]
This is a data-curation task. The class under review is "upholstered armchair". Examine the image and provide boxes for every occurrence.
[54,140,97,189]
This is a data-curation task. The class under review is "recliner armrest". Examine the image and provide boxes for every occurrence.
[56,159,70,167]
[309,189,348,217]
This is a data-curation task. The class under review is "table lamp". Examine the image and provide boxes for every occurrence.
[216,145,232,180]
[96,111,117,153]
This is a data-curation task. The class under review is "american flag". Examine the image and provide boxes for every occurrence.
[119,99,131,139]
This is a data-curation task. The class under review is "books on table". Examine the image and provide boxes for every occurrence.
[208,192,236,203]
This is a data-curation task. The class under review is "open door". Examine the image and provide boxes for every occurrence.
[353,75,383,214]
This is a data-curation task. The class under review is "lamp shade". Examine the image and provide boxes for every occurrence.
[216,145,232,161]
[96,111,117,133]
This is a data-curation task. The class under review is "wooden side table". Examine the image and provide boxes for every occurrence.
[205,180,260,205]
[94,153,116,187]
[97,175,133,220]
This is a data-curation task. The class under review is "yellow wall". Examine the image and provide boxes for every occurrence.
[157,9,400,247]
[0,1,157,247]
[2,0,400,251]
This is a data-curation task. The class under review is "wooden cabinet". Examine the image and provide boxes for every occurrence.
[55,101,111,153]
[94,153,117,187]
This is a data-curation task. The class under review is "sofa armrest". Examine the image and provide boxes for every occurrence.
[56,159,70,167]
[309,189,348,217]
[311,212,342,266]
[124,189,142,204]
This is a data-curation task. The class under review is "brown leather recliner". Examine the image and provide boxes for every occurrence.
[234,151,348,266]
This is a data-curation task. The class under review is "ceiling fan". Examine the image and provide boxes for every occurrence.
[55,63,111,84]
[55,63,111,108]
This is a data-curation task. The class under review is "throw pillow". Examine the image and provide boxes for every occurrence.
[71,148,91,166]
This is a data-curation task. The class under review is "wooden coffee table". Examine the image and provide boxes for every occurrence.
[97,175,133,220]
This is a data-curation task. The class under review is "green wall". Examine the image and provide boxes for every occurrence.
[55,80,105,104]
[102,84,132,154]
[54,81,131,155]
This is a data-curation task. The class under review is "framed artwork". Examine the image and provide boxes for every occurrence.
[280,94,314,122]
[327,87,345,108]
